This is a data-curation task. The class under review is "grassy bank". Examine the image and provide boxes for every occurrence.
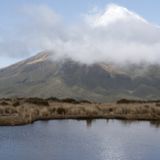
[0,98,160,125]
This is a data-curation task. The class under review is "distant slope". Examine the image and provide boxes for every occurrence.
[0,51,160,102]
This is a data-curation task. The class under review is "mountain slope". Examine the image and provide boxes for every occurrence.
[0,52,160,102]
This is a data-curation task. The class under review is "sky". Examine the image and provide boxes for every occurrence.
[0,0,160,68]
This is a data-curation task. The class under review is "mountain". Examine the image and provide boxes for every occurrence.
[91,4,147,27]
[0,51,160,102]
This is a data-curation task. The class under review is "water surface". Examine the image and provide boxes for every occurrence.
[0,120,160,160]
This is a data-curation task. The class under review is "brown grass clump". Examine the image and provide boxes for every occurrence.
[4,107,17,114]
[40,108,50,117]
[0,101,9,106]
[144,105,150,108]
[156,103,160,107]
[115,107,130,114]
[56,107,66,115]
[49,107,56,114]
[0,108,4,114]
[12,101,20,107]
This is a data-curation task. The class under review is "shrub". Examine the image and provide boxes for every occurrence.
[108,108,113,112]
[4,107,16,114]
[117,99,131,104]
[49,108,56,113]
[0,108,3,114]
[156,103,160,107]
[79,100,92,104]
[0,101,8,106]
[61,98,79,104]
[144,105,150,108]
[12,101,20,107]
[151,107,156,113]
[25,98,49,106]
[57,108,66,115]
[46,97,60,102]
[117,99,147,104]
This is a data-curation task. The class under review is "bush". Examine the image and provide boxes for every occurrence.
[46,97,60,102]
[12,101,20,107]
[57,108,66,115]
[117,99,145,104]
[4,107,16,114]
[156,103,160,107]
[117,99,160,104]
[25,98,49,106]
[61,98,79,104]
[144,105,150,108]
[79,100,92,104]
[117,99,131,104]
[108,108,113,112]
[49,108,56,113]
[0,108,3,114]
[0,101,8,106]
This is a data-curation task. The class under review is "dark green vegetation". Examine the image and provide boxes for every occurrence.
[1,52,160,102]
[1,98,160,125]
[117,99,160,104]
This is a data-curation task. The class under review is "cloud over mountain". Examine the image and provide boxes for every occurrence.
[1,4,160,67]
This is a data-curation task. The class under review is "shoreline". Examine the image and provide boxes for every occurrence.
[0,98,160,126]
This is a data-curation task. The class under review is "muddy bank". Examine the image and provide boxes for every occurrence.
[0,98,160,125]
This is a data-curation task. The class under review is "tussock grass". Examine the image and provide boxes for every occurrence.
[57,107,66,115]
[156,103,160,107]
[0,101,8,106]
[12,101,20,107]
[0,98,160,125]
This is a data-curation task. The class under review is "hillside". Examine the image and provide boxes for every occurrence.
[0,51,160,102]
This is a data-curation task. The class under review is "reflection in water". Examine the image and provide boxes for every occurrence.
[105,119,109,124]
[0,120,160,160]
[85,119,160,129]
[118,119,160,129]
[150,121,160,128]
[86,119,95,128]
[89,119,160,129]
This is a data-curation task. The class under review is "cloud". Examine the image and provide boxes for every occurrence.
[0,4,62,60]
[1,3,160,67]
[67,4,160,64]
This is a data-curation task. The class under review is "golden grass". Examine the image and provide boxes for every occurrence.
[0,98,160,125]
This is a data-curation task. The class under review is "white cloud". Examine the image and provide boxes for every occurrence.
[1,3,160,67]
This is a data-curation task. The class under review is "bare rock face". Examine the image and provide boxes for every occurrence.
[0,51,160,102]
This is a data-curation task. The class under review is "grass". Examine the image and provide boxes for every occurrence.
[0,98,160,125]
